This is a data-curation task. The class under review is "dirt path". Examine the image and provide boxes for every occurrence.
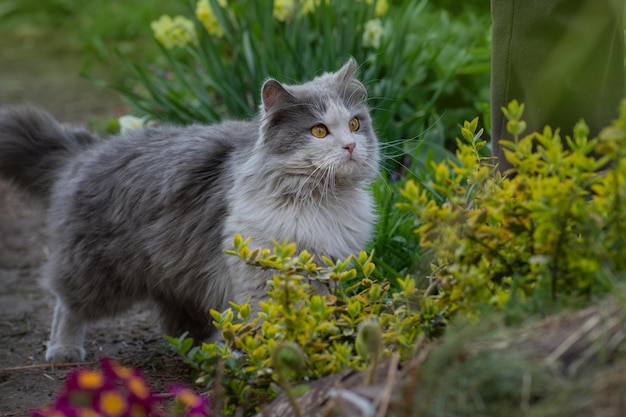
[0,31,191,416]
[0,28,122,124]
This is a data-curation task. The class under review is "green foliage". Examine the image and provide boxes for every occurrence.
[168,235,441,416]
[399,100,626,320]
[167,103,626,415]
[117,0,490,147]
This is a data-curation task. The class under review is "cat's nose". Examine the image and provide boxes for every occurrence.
[343,142,356,155]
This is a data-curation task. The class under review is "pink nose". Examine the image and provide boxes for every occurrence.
[343,142,356,155]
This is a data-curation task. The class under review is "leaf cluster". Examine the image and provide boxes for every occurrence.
[399,100,626,321]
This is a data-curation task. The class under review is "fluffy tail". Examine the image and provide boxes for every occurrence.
[0,105,98,201]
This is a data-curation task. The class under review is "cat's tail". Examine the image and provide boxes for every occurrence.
[0,105,98,201]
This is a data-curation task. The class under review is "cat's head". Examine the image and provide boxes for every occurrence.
[257,58,380,188]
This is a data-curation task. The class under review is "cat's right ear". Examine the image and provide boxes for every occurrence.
[261,80,294,113]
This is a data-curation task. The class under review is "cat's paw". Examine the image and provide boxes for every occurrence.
[45,344,86,363]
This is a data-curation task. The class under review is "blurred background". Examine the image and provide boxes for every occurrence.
[0,0,490,137]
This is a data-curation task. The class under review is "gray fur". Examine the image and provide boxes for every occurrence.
[0,106,98,201]
[0,59,380,362]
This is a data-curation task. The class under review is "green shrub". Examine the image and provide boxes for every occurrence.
[399,100,626,320]
[168,235,442,415]
[167,103,626,415]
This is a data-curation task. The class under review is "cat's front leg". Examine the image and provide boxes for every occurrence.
[45,298,87,362]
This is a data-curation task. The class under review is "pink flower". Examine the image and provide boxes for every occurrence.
[32,358,212,417]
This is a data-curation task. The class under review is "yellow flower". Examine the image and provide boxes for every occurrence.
[77,370,104,390]
[150,16,170,46]
[176,388,203,407]
[127,376,150,400]
[374,0,388,17]
[302,0,315,14]
[302,0,329,15]
[363,0,389,17]
[111,363,133,379]
[362,19,384,49]
[150,15,197,49]
[99,391,128,417]
[196,0,227,37]
[273,0,295,22]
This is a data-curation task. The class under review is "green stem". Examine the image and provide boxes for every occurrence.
[279,375,305,417]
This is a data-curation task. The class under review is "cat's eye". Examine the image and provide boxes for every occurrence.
[349,117,360,132]
[311,124,328,138]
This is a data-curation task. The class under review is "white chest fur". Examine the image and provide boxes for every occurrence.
[223,181,375,261]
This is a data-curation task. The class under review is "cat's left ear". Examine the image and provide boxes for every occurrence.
[335,57,359,82]
[262,79,295,113]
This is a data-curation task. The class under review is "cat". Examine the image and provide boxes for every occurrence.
[0,59,380,363]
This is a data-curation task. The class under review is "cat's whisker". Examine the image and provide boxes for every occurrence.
[382,157,425,185]
[297,159,329,190]
[317,163,333,198]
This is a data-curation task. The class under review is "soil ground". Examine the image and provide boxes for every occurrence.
[0,31,191,416]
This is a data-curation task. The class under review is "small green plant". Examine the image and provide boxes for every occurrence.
[270,341,307,417]
[168,235,441,416]
[355,319,383,385]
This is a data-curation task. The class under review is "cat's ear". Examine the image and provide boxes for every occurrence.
[334,58,367,102]
[335,57,359,82]
[261,79,294,113]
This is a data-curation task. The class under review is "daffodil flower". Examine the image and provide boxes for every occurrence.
[362,19,384,49]
[196,0,227,37]
[118,115,147,134]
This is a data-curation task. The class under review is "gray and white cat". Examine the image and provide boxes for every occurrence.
[0,59,380,363]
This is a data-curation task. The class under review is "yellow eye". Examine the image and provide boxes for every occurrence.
[311,124,328,138]
[349,117,360,132]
